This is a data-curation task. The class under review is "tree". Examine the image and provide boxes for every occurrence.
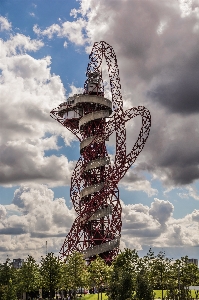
[1,279,17,300]
[173,256,198,300]
[163,262,178,300]
[0,258,17,286]
[88,255,110,300]
[40,253,62,300]
[66,252,88,299]
[107,248,139,300]
[135,257,154,300]
[0,258,18,300]
[59,261,71,294]
[18,255,41,299]
[145,249,171,300]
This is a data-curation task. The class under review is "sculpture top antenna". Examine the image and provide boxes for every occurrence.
[50,41,151,264]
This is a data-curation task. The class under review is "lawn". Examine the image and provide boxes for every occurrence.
[153,290,168,298]
[77,294,108,300]
[77,290,199,299]
[154,289,199,299]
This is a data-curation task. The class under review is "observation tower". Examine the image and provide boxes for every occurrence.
[50,41,151,264]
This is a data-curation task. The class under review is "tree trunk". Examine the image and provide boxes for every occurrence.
[50,288,52,300]
[98,286,99,300]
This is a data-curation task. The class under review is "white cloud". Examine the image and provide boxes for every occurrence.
[121,198,199,249]
[149,198,174,225]
[120,169,158,197]
[157,20,168,35]
[70,0,93,19]
[0,205,7,219]
[0,185,76,262]
[122,178,158,197]
[77,0,199,190]
[0,33,43,57]
[63,41,68,48]
[33,24,60,39]
[0,16,11,31]
[0,186,198,261]
[1,0,199,261]
[0,23,76,187]
[68,84,84,97]
[178,0,193,17]
[27,0,199,190]
[29,12,35,17]
[192,209,199,222]
[178,185,199,200]
[33,18,87,45]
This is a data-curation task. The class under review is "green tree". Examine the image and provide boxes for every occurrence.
[88,255,110,300]
[0,258,18,300]
[1,279,17,300]
[164,262,178,300]
[0,258,17,286]
[66,252,88,299]
[107,248,139,300]
[145,249,171,300]
[59,261,70,293]
[18,255,41,299]
[174,256,198,300]
[135,257,153,300]
[40,252,62,300]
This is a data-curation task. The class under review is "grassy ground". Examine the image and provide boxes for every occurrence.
[77,294,108,300]
[154,289,199,298]
[153,290,168,298]
[77,290,199,299]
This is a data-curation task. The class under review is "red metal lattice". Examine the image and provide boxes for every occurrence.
[50,41,151,264]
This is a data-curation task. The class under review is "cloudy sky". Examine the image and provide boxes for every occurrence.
[0,0,199,263]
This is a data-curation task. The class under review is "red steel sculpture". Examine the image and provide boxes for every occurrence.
[50,41,151,264]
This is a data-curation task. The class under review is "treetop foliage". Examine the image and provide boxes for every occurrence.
[0,249,198,300]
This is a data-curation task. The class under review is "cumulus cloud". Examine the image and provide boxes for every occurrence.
[0,20,76,186]
[0,16,11,31]
[0,185,198,261]
[178,0,193,17]
[0,205,7,219]
[0,140,74,186]
[1,0,199,261]
[0,185,76,261]
[121,198,199,249]
[68,84,84,97]
[29,0,199,189]
[0,34,44,56]
[120,169,158,197]
[149,198,174,225]
[33,18,87,45]
[178,186,199,200]
[192,209,199,222]
[71,0,199,188]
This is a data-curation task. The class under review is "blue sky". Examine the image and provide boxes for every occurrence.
[0,0,199,263]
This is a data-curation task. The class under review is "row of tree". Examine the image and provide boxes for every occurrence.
[109,248,199,300]
[0,249,199,300]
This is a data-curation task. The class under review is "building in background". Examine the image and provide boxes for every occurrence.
[188,258,198,267]
[12,258,24,269]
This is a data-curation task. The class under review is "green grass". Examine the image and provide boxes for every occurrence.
[77,290,199,299]
[153,290,168,298]
[154,289,199,298]
[77,293,108,300]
